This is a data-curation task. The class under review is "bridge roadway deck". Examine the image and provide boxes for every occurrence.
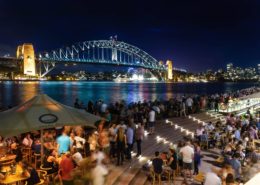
[106,112,224,185]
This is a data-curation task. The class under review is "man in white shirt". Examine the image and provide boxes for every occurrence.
[74,135,86,153]
[205,122,215,132]
[91,162,108,185]
[100,103,108,114]
[196,125,204,142]
[204,171,221,185]
[148,108,156,134]
[186,97,193,114]
[180,141,194,179]
[72,148,83,166]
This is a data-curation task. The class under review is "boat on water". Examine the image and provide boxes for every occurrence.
[113,75,129,82]
[113,74,158,83]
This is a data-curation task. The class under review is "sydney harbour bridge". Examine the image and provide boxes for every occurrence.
[0,39,174,80]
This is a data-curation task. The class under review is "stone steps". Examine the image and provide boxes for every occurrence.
[106,112,216,185]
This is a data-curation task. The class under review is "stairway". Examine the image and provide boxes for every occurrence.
[106,112,224,185]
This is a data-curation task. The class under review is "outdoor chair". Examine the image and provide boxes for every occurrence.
[36,169,47,185]
[22,147,32,163]
[163,167,176,184]
[33,153,41,169]
[151,170,162,185]
[40,164,58,184]
[1,159,14,166]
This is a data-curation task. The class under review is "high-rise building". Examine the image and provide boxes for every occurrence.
[258,64,260,74]
[227,63,233,73]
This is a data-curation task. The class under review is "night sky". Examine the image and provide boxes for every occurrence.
[0,0,259,72]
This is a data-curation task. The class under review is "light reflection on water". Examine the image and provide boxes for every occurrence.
[0,81,258,108]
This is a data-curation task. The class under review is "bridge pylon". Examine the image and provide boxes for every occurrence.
[16,44,36,76]
[166,60,173,80]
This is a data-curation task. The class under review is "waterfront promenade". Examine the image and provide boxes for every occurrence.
[106,112,224,185]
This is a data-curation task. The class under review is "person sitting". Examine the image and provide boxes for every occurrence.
[224,173,237,185]
[21,160,40,185]
[42,149,59,174]
[230,153,242,181]
[10,142,23,163]
[205,122,215,132]
[200,131,208,149]
[32,139,41,154]
[72,147,83,166]
[152,151,163,175]
[43,131,55,154]
[59,152,75,185]
[22,133,33,148]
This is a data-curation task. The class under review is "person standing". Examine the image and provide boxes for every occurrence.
[180,141,194,180]
[10,142,23,163]
[148,108,156,135]
[126,124,134,160]
[193,142,201,175]
[180,100,187,117]
[229,153,242,181]
[135,123,144,157]
[168,146,178,181]
[108,124,117,158]
[186,97,193,115]
[87,100,94,114]
[20,160,40,185]
[91,160,109,185]
[57,130,71,155]
[74,98,80,109]
[115,127,126,166]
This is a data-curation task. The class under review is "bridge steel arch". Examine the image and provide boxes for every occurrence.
[38,40,165,77]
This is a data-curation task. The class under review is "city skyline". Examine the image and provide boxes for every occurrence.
[0,0,260,72]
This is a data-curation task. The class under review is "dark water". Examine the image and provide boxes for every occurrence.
[0,81,258,108]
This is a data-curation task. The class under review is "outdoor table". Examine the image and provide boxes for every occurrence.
[0,155,16,164]
[253,139,260,147]
[0,164,30,185]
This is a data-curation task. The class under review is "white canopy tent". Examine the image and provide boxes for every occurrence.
[0,94,100,137]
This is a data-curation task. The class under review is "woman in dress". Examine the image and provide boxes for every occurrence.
[115,127,126,166]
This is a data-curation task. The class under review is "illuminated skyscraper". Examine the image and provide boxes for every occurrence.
[227,63,233,73]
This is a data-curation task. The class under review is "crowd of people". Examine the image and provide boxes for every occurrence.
[0,86,259,185]
[148,108,260,185]
[74,87,260,119]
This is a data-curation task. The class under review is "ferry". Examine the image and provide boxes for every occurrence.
[113,74,158,83]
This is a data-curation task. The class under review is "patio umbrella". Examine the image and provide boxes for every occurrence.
[0,94,100,137]
[0,94,101,161]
